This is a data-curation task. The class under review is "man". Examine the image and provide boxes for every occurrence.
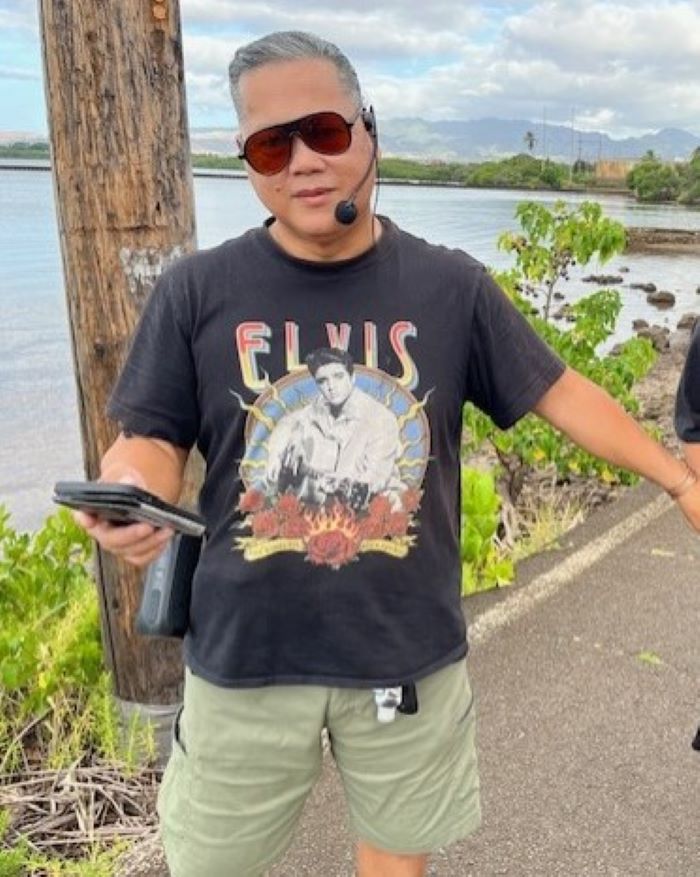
[75,31,700,877]
[266,347,403,509]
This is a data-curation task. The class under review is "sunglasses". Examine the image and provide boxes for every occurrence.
[238,109,362,175]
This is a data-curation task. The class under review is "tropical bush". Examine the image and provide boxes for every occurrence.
[461,467,513,595]
[0,508,155,874]
[464,200,656,492]
[0,507,154,774]
[627,152,682,202]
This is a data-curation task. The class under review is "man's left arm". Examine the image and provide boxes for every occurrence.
[533,367,700,531]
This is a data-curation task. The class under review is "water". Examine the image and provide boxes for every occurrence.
[2,168,699,530]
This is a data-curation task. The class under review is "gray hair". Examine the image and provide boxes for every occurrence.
[229,31,362,120]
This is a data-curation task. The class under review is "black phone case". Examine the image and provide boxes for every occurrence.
[52,481,205,536]
[136,532,202,637]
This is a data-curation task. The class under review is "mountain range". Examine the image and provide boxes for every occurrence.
[4,119,699,164]
[189,118,700,164]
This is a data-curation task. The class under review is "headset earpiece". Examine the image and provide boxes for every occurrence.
[362,106,377,138]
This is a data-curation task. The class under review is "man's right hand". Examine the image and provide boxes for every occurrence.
[73,470,173,567]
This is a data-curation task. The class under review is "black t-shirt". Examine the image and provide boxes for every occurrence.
[109,217,564,688]
[675,324,700,442]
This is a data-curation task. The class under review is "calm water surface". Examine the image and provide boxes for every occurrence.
[2,169,699,529]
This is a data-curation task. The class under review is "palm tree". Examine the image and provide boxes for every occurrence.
[524,130,536,154]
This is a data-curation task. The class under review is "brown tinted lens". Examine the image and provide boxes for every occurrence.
[244,126,291,175]
[298,112,352,155]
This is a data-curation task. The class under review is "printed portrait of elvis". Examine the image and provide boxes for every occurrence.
[265,348,404,512]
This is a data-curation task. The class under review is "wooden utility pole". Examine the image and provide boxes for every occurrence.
[39,0,197,704]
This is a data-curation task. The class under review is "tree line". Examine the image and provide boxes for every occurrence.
[4,140,699,202]
[626,149,700,205]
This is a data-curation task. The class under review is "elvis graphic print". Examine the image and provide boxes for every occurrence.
[235,342,431,570]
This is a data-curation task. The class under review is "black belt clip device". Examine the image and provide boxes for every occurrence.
[135,532,202,638]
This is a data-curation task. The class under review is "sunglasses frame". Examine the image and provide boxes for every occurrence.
[237,109,364,175]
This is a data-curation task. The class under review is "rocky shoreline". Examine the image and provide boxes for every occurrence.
[626,227,700,254]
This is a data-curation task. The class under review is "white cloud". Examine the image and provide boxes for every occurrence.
[0,0,37,31]
[0,65,40,81]
[3,0,700,137]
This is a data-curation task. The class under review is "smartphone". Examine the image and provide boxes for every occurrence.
[52,481,205,537]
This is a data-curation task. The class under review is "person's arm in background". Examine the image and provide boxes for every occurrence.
[676,326,700,476]
[73,432,189,567]
[533,367,700,531]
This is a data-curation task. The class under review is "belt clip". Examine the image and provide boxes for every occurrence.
[372,687,402,723]
[372,683,419,723]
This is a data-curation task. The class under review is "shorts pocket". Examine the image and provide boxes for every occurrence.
[173,704,187,755]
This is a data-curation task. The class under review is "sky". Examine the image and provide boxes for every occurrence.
[2,0,700,139]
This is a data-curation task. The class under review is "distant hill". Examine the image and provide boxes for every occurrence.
[189,119,700,164]
[4,119,699,164]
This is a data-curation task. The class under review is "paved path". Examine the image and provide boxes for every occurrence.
[270,481,700,876]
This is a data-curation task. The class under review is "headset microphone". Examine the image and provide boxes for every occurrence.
[334,108,378,226]
[334,198,359,225]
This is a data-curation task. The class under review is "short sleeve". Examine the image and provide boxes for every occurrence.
[465,271,565,429]
[675,325,700,442]
[107,266,200,448]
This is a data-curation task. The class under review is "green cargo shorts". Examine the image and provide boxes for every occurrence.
[157,658,481,877]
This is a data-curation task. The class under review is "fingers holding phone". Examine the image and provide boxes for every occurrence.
[79,514,174,567]
[55,475,203,567]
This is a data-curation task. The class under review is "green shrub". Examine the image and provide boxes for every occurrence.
[464,200,656,489]
[0,508,154,773]
[461,468,513,595]
[627,153,681,202]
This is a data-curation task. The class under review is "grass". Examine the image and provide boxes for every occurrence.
[509,495,586,564]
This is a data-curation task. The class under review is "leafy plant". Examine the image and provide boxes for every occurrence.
[461,467,513,595]
[0,508,154,773]
[498,200,627,320]
[0,507,101,711]
[464,201,656,492]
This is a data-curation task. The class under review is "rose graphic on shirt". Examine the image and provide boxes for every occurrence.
[234,348,431,569]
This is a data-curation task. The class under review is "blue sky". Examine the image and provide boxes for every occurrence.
[2,0,700,138]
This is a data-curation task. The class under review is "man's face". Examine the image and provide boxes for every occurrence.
[314,362,354,408]
[237,58,376,261]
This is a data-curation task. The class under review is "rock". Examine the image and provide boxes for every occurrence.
[632,319,650,332]
[582,274,623,284]
[637,325,671,351]
[630,282,657,293]
[677,313,699,331]
[647,290,676,308]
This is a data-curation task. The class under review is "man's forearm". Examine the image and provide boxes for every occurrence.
[100,433,188,502]
[533,367,688,491]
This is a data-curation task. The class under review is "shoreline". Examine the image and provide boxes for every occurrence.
[0,160,641,197]
[1,162,697,216]
[625,227,700,254]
